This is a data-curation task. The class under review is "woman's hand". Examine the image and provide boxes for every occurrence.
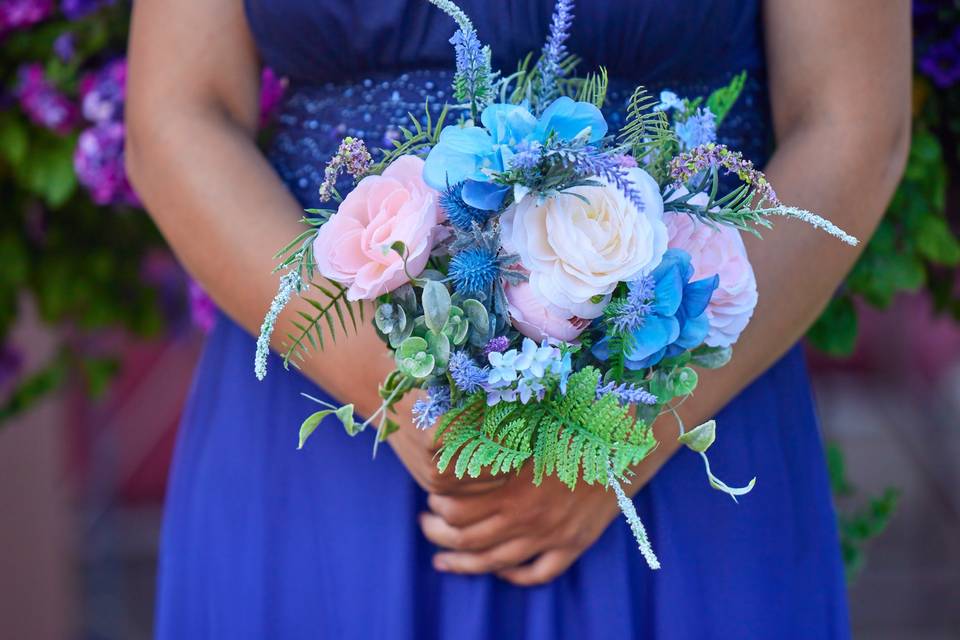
[388,415,508,496]
[418,466,622,586]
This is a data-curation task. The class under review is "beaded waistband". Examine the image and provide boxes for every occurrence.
[266,68,769,208]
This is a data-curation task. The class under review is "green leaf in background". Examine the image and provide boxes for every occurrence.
[0,112,29,167]
[807,295,859,357]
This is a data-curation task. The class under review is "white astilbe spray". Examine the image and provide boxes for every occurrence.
[606,462,661,570]
[767,206,859,246]
[254,270,302,381]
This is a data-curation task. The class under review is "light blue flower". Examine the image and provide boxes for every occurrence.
[593,249,718,369]
[533,96,607,143]
[654,90,683,112]
[423,97,609,210]
[675,107,717,150]
[487,349,519,386]
[516,376,546,404]
[486,386,518,406]
[514,338,557,379]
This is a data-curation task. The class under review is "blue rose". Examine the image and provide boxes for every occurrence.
[423,97,608,211]
[593,249,719,369]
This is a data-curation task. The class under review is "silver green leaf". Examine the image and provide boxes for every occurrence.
[690,345,733,369]
[335,403,360,436]
[422,280,451,333]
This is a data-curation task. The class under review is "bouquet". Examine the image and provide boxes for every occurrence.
[253,0,857,569]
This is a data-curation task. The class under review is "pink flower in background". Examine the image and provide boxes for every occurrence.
[79,58,126,123]
[259,67,287,127]
[74,122,139,206]
[188,279,217,333]
[313,155,443,301]
[15,63,79,134]
[665,200,757,348]
[0,0,53,34]
[505,281,587,342]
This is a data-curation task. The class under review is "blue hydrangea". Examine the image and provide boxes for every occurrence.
[423,97,608,210]
[593,249,718,369]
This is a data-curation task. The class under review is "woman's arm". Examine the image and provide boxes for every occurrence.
[420,0,912,585]
[126,0,503,495]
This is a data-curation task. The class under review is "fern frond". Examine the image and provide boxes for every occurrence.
[436,395,533,478]
[618,87,674,162]
[570,67,608,108]
[279,279,362,367]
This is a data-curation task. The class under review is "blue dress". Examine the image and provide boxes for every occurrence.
[156,2,851,638]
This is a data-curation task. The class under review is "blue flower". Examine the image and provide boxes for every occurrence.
[423,97,608,210]
[675,107,717,150]
[593,249,718,369]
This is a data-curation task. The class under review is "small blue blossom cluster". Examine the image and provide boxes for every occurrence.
[606,275,655,334]
[485,338,570,405]
[596,381,658,406]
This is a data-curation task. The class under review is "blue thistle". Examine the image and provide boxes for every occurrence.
[448,351,489,393]
[440,182,489,230]
[449,246,500,296]
[606,275,655,334]
[412,385,452,430]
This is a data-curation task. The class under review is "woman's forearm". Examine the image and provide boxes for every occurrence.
[126,105,396,419]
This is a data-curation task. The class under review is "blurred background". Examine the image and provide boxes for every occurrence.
[0,1,958,639]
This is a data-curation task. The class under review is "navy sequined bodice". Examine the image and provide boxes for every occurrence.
[243,0,771,207]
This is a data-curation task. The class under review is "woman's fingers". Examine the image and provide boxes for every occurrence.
[432,537,543,575]
[495,549,575,587]
[427,492,500,527]
[419,511,514,552]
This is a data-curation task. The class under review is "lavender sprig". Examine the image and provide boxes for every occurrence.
[429,0,494,118]
[412,385,452,429]
[605,275,655,334]
[669,143,778,206]
[551,144,648,213]
[535,0,575,111]
[318,137,372,202]
[596,381,658,406]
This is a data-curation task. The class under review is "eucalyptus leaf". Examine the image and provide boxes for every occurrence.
[422,280,451,332]
[397,336,428,358]
[425,330,451,367]
[462,299,490,344]
[669,367,699,397]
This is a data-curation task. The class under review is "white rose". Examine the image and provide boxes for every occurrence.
[500,167,668,318]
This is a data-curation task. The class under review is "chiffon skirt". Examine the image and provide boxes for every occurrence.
[155,312,850,639]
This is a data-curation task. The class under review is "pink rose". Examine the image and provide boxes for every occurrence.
[505,281,588,342]
[665,208,758,348]
[313,155,443,301]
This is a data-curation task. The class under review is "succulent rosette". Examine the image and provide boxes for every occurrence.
[254,0,858,570]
